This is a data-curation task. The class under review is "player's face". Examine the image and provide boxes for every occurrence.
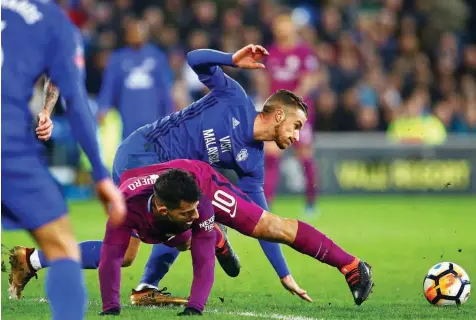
[164,200,200,226]
[274,109,307,149]
[272,15,296,42]
[126,21,149,46]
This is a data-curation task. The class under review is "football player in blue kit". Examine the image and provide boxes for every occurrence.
[1,1,125,319]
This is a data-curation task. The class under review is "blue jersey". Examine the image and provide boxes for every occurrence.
[1,0,107,181]
[97,44,173,139]
[140,52,264,193]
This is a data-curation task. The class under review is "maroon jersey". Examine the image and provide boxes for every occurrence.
[266,43,318,93]
[266,43,318,143]
[120,159,264,236]
[100,159,264,313]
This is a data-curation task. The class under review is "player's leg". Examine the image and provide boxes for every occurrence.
[251,211,373,305]
[294,123,318,214]
[2,156,87,320]
[16,237,142,276]
[264,142,283,207]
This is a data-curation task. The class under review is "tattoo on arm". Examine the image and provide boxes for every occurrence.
[43,77,59,115]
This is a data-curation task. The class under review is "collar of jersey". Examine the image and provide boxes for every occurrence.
[147,194,153,213]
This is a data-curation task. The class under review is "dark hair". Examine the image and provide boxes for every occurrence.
[153,169,202,210]
[262,89,309,118]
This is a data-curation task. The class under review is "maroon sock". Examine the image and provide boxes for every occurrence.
[300,157,318,207]
[264,154,280,205]
[291,221,355,269]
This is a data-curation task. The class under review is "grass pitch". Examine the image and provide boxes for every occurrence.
[2,195,475,319]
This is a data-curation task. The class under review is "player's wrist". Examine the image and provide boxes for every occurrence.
[92,165,110,182]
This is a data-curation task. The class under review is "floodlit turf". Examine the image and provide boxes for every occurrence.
[2,195,475,319]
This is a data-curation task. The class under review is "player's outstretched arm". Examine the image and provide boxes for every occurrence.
[179,200,217,315]
[47,14,125,225]
[186,44,268,91]
[98,221,131,315]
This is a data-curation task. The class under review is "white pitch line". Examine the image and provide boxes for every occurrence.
[210,309,322,320]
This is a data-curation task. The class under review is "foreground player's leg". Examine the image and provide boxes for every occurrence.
[263,142,283,206]
[251,212,373,305]
[9,215,87,320]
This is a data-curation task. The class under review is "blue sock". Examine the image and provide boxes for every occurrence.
[46,259,87,320]
[79,241,103,269]
[140,244,180,287]
[37,241,103,269]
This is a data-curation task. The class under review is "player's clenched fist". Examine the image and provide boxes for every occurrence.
[36,111,53,141]
[232,44,269,69]
[96,178,126,226]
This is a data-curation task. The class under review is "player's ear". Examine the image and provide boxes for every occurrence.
[275,109,285,123]
[156,205,168,216]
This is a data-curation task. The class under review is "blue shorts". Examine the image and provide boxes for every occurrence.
[112,130,162,185]
[1,153,67,231]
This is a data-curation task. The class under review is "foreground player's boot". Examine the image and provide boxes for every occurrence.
[341,258,374,305]
[130,285,188,306]
[8,246,38,299]
[215,223,241,277]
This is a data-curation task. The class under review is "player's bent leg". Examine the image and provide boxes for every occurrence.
[214,223,241,277]
[251,212,374,305]
[32,215,87,320]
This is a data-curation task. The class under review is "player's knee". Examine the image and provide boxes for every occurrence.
[31,216,80,262]
[254,212,297,245]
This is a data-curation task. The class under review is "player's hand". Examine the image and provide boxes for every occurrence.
[232,44,269,69]
[36,111,54,141]
[281,275,312,302]
[178,307,202,316]
[95,178,126,227]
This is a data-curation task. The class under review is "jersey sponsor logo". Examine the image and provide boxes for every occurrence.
[125,58,156,89]
[232,117,240,129]
[203,129,220,164]
[219,136,232,153]
[127,174,159,190]
[236,149,248,162]
[203,129,233,163]
[212,190,237,218]
[199,216,215,232]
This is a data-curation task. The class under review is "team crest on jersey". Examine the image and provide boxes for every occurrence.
[236,149,248,162]
[232,117,240,129]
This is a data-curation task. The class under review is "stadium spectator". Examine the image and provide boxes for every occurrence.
[51,0,476,143]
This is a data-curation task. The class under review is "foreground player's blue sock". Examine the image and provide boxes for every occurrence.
[46,259,87,320]
[139,244,180,288]
[35,241,103,270]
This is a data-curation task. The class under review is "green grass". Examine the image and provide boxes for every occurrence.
[2,195,476,319]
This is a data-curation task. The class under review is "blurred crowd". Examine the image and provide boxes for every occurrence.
[56,0,476,135]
